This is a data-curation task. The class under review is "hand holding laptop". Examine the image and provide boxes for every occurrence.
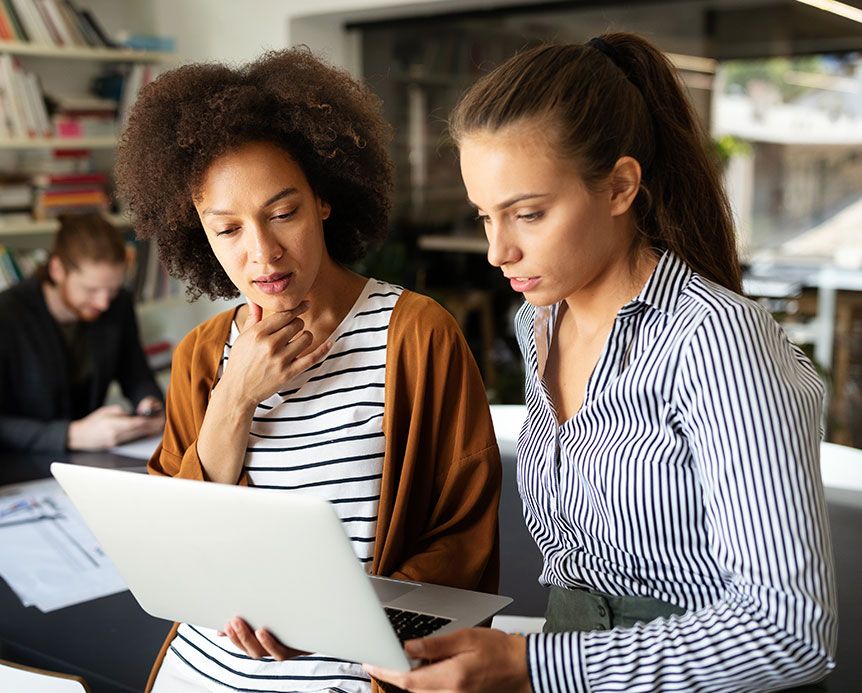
[363,627,531,693]
[221,616,309,660]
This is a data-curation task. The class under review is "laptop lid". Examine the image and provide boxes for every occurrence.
[51,462,511,671]
[50,463,414,670]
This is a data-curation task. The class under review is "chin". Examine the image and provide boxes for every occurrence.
[523,292,559,308]
[255,293,303,313]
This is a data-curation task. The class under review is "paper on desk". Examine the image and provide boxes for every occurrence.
[109,433,162,460]
[0,478,127,612]
[0,663,87,691]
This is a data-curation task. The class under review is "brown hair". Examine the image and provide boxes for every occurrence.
[39,213,126,284]
[115,48,393,301]
[450,33,741,293]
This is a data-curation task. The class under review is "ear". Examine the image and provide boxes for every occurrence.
[609,156,641,217]
[47,256,66,284]
[319,198,331,221]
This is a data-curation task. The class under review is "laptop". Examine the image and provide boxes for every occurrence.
[50,463,511,672]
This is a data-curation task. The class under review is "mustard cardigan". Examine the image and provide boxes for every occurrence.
[145,290,502,691]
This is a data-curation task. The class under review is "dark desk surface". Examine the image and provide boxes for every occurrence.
[0,451,172,692]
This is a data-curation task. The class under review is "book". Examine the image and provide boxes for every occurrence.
[0,53,29,138]
[9,0,52,45]
[1,0,27,41]
[33,0,63,45]
[77,6,115,48]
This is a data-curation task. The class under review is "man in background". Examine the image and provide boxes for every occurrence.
[0,213,165,452]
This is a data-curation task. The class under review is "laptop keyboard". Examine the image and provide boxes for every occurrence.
[384,607,452,642]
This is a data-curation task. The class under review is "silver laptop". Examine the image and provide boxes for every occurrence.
[50,462,511,672]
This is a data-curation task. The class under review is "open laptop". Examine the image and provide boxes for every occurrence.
[50,463,511,672]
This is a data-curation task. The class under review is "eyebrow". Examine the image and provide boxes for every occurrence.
[467,192,550,212]
[202,187,300,217]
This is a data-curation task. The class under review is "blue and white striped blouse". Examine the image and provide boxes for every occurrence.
[517,251,837,692]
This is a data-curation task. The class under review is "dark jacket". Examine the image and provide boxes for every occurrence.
[0,277,163,452]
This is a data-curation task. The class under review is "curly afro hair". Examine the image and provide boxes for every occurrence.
[115,48,393,300]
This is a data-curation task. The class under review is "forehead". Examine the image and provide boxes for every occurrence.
[68,260,125,286]
[197,142,310,200]
[459,124,577,196]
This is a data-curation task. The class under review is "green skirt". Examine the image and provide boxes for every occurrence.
[543,585,827,691]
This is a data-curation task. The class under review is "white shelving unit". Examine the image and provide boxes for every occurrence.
[0,40,172,62]
[0,212,128,236]
[0,136,117,149]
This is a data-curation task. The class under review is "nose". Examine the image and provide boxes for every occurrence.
[93,291,112,312]
[486,224,520,269]
[248,223,283,265]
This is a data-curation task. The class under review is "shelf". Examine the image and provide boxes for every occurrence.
[0,40,172,62]
[418,234,488,254]
[0,136,117,149]
[0,213,130,236]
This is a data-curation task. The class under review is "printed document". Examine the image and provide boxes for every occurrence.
[0,477,127,612]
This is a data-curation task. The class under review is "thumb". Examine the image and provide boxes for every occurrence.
[405,630,472,661]
[244,301,263,330]
[95,404,127,417]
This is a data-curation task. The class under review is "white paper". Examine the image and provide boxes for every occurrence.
[0,662,87,692]
[0,478,127,612]
[109,433,162,460]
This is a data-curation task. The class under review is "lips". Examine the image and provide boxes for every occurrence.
[507,276,540,293]
[252,272,293,295]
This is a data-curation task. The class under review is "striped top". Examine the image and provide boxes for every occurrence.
[518,252,837,692]
[161,278,401,693]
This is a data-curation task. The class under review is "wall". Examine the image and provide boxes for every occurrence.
[141,0,529,68]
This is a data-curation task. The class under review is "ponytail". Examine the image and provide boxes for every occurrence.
[450,33,741,293]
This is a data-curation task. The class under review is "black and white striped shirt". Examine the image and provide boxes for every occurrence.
[517,251,837,692]
[158,278,401,693]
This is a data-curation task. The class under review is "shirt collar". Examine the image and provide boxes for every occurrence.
[620,249,692,318]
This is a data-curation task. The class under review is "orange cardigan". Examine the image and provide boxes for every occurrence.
[145,290,501,692]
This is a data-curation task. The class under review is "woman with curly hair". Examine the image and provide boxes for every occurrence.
[115,48,501,693]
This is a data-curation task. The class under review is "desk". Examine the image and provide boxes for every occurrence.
[0,452,172,693]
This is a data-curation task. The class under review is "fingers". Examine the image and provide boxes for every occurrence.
[243,301,263,330]
[254,301,309,337]
[92,404,127,418]
[224,618,270,659]
[136,397,163,417]
[405,630,474,661]
[256,628,308,661]
[292,339,332,372]
[222,619,302,661]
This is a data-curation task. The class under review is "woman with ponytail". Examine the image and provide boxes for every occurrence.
[367,33,836,693]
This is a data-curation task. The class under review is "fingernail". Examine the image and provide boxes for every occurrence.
[405,639,423,656]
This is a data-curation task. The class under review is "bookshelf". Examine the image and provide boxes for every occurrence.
[0,1,206,355]
[0,135,115,148]
[0,39,171,61]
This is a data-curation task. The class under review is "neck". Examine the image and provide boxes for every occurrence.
[562,244,658,337]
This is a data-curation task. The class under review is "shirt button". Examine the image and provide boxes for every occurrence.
[597,606,607,617]
[594,624,606,630]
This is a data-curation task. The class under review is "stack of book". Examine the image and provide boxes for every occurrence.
[18,146,93,174]
[51,94,117,138]
[0,172,32,222]
[0,53,51,139]
[0,244,47,289]
[0,0,116,48]
[31,170,109,218]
